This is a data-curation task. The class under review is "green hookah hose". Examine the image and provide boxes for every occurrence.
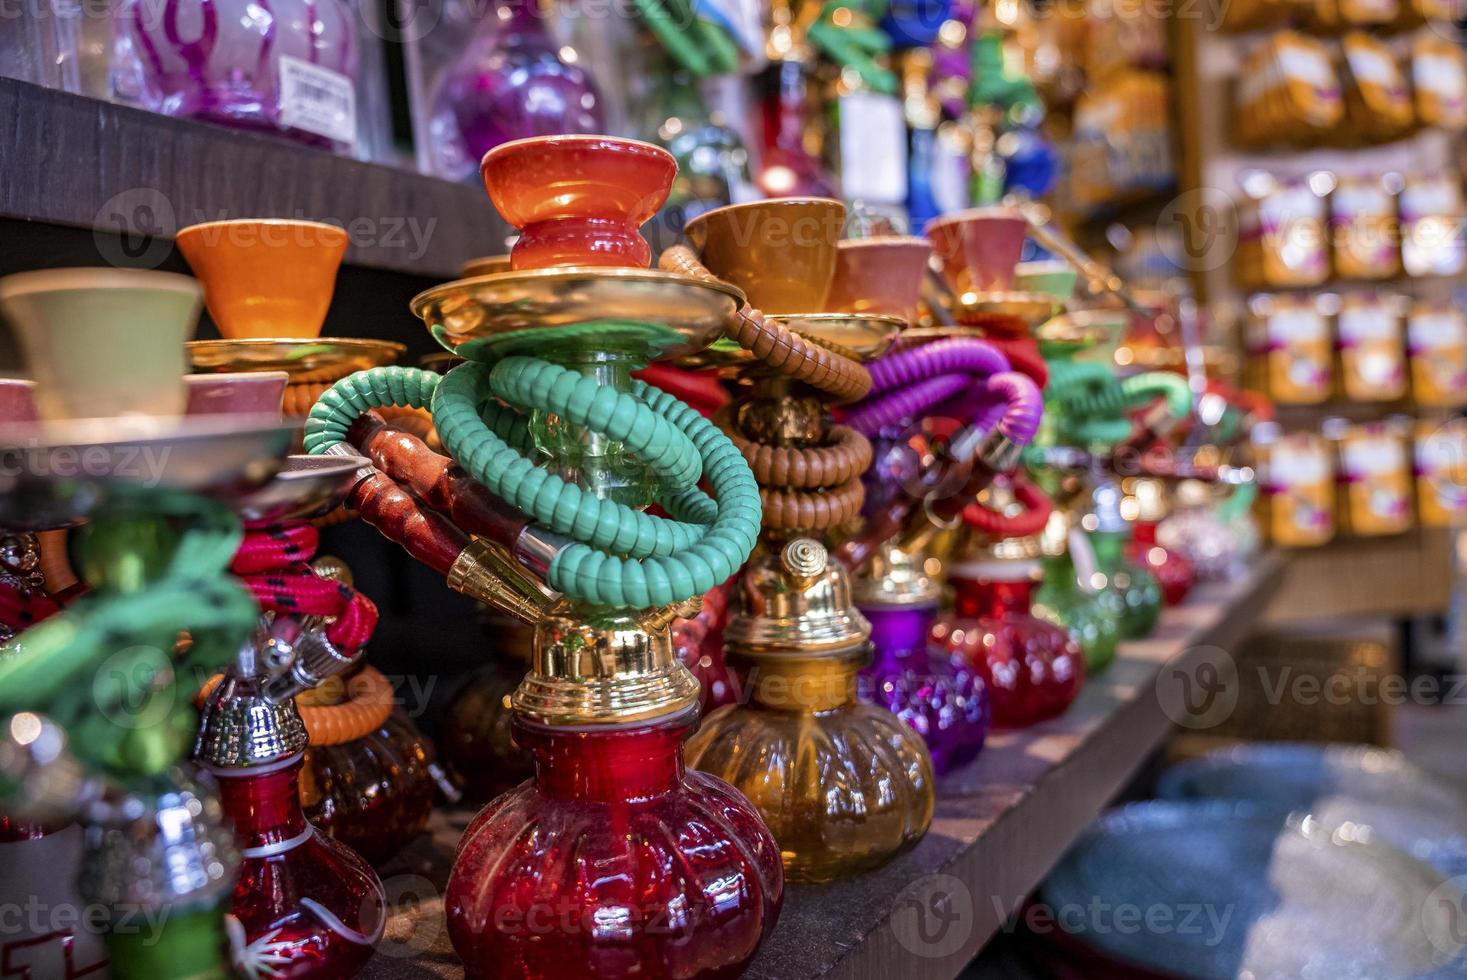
[0,493,258,779]
[633,0,739,77]
[1045,361,1192,449]
[305,357,762,609]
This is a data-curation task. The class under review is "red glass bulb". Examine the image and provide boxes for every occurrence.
[1128,519,1195,607]
[446,712,783,979]
[217,759,385,978]
[300,711,439,865]
[933,574,1084,728]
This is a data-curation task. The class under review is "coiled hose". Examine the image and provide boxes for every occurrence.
[846,339,1045,450]
[661,243,878,534]
[305,355,761,609]
[0,492,259,777]
[962,474,1054,538]
[1046,363,1192,449]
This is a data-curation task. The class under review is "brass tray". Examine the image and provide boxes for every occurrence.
[0,415,296,529]
[186,338,406,381]
[411,267,744,362]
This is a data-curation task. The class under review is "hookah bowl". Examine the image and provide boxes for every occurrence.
[1126,478,1195,606]
[129,0,359,152]
[178,219,406,418]
[934,483,1085,729]
[304,135,783,978]
[1031,506,1120,676]
[826,236,935,324]
[683,197,846,315]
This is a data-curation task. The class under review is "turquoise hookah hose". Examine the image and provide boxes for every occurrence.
[305,349,762,609]
[0,492,258,779]
[1042,361,1193,451]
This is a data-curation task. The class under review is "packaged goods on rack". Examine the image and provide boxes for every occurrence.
[1255,427,1338,545]
[1068,70,1173,211]
[1339,31,1414,143]
[1236,176,1330,288]
[1328,417,1415,536]
[1233,32,1343,148]
[1409,31,1467,130]
[1414,418,1467,526]
[1399,174,1465,277]
[1246,293,1333,404]
[1335,291,1408,401]
[1306,0,1398,33]
[1330,174,1401,280]
[1406,302,1467,407]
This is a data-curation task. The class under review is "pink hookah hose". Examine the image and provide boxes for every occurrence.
[231,523,377,654]
[845,338,1045,447]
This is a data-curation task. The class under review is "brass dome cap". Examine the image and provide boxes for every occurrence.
[725,539,872,656]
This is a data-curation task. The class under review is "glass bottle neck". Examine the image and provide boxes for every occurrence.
[734,652,863,713]
[952,574,1038,618]
[1090,529,1129,573]
[213,759,309,848]
[518,716,689,803]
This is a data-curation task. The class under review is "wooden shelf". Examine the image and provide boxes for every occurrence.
[0,78,511,281]
[361,554,1286,980]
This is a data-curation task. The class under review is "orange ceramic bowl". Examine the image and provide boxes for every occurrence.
[924,206,1029,295]
[825,237,933,324]
[683,198,846,315]
[480,135,677,270]
[176,219,348,340]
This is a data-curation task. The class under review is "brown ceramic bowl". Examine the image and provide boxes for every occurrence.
[924,206,1029,295]
[683,198,846,315]
[825,236,933,324]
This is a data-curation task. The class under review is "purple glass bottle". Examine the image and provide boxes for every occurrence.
[431,0,603,175]
[857,548,990,776]
[130,0,359,152]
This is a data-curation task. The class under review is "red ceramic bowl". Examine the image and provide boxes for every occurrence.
[480,135,677,270]
[925,206,1029,294]
[184,372,288,418]
[825,236,933,323]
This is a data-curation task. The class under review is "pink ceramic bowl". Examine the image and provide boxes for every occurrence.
[925,207,1030,294]
[184,372,289,419]
[825,237,933,323]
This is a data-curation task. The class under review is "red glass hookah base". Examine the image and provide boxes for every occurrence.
[445,718,783,979]
[219,764,384,979]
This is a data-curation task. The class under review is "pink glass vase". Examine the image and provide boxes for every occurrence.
[130,0,359,152]
[932,574,1084,728]
[446,713,783,979]
[216,759,384,978]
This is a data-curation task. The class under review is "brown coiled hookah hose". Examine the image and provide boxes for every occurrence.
[661,245,872,533]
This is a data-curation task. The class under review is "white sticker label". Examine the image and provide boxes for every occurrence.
[279,55,357,147]
[1269,307,1327,342]
[1270,442,1329,485]
[1279,45,1336,90]
[1338,304,1395,342]
[1347,46,1401,89]
[1410,312,1467,348]
[838,92,908,204]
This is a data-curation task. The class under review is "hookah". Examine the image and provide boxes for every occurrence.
[302,135,783,977]
[833,233,1045,774]
[179,219,444,864]
[0,267,299,980]
[196,446,389,980]
[0,378,109,979]
[931,474,1085,728]
[659,198,937,882]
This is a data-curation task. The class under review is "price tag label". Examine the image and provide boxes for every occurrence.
[279,55,357,147]
[839,92,907,204]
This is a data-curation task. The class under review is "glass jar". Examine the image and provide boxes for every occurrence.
[446,712,783,978]
[1033,548,1121,675]
[127,0,360,153]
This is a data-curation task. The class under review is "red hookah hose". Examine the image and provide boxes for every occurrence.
[984,335,1048,389]
[0,583,62,632]
[636,364,730,418]
[231,523,378,654]
[961,475,1053,538]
